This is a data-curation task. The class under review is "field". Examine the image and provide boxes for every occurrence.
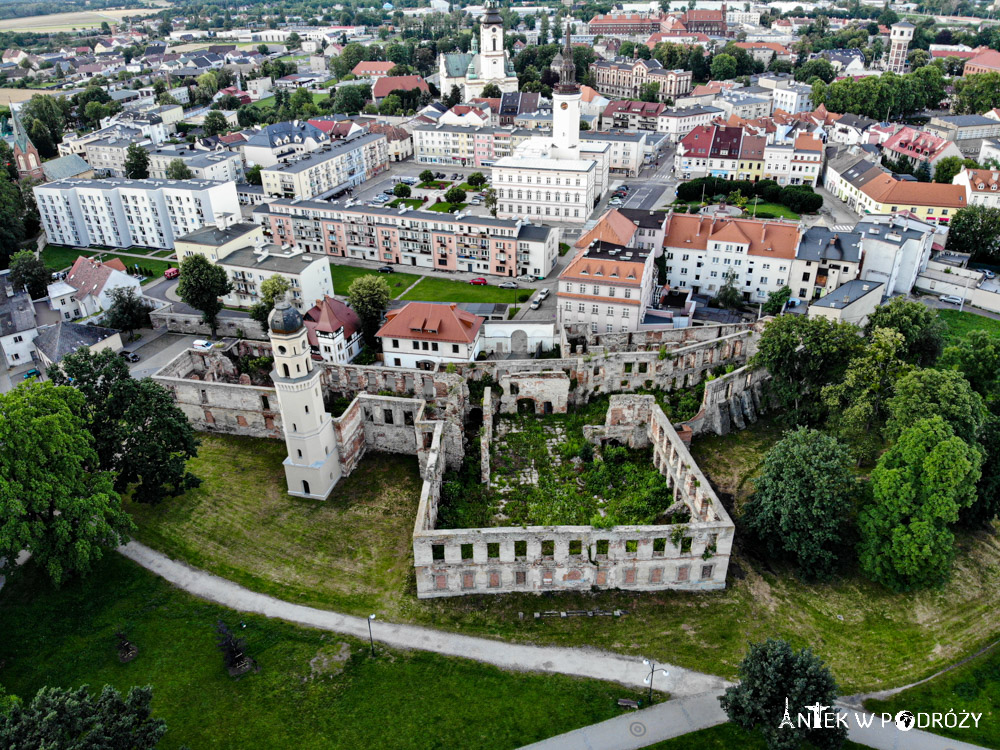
[252,91,329,110]
[865,644,1000,749]
[426,201,468,212]
[938,308,1000,345]
[41,244,95,271]
[744,201,800,220]
[646,724,871,749]
[123,422,1000,694]
[401,274,524,303]
[0,553,647,750]
[42,245,173,275]
[328,263,421,298]
[0,7,154,32]
[0,88,64,106]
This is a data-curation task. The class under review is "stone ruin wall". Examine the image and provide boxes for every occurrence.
[411,394,735,599]
[684,363,773,437]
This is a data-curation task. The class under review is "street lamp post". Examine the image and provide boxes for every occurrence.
[642,659,669,706]
[367,614,376,657]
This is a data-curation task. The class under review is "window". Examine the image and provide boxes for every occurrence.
[432,544,445,561]
[487,542,499,559]
[452,344,459,354]
[514,540,527,559]
[515,570,526,585]
[462,572,474,589]
[676,565,690,582]
[541,540,555,558]
[596,539,609,557]
[625,540,638,554]
[412,341,419,350]
[392,339,399,348]
[701,564,715,580]
[461,543,474,560]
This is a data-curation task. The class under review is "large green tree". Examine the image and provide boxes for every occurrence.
[710,52,738,80]
[176,254,232,337]
[165,158,193,180]
[7,249,48,299]
[823,328,910,459]
[720,638,846,750]
[859,417,982,591]
[749,315,864,420]
[102,286,153,341]
[0,170,27,267]
[933,155,979,184]
[885,367,987,444]
[124,143,150,180]
[50,349,201,504]
[938,329,1000,398]
[248,274,292,326]
[202,110,229,136]
[347,273,391,345]
[742,428,857,580]
[945,204,1000,262]
[0,684,165,749]
[862,297,945,366]
[0,382,131,585]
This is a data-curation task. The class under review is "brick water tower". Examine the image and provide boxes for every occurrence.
[885,21,915,74]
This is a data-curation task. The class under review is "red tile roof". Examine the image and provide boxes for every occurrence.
[372,75,429,99]
[66,256,129,298]
[663,214,801,259]
[574,209,638,249]
[351,60,395,76]
[377,302,483,344]
[303,295,361,346]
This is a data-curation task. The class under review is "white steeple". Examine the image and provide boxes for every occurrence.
[479,0,506,82]
[268,295,342,499]
[552,26,581,156]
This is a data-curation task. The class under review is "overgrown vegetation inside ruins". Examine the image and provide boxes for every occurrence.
[437,393,696,530]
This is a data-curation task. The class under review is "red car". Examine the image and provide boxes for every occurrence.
[469,277,488,285]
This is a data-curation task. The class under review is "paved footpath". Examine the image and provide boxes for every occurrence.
[119,542,990,750]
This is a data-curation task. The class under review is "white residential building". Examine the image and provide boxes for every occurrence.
[146,144,244,182]
[377,302,484,369]
[260,133,389,200]
[35,178,242,250]
[953,166,1000,209]
[0,272,37,368]
[219,243,333,312]
[771,83,813,115]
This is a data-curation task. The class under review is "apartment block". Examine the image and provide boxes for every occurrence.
[260,133,388,200]
[413,124,533,167]
[259,198,560,278]
[35,178,241,250]
[146,144,244,181]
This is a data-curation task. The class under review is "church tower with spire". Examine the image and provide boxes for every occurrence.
[552,27,581,158]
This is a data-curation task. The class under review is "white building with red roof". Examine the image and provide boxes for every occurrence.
[52,256,142,319]
[377,302,484,369]
[303,295,363,364]
[882,126,962,170]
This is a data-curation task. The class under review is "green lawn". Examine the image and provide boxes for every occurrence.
[559,242,571,256]
[328,263,421,299]
[41,244,95,271]
[458,182,485,192]
[92,253,172,285]
[645,724,872,749]
[938,309,1000,346]
[252,91,329,110]
[152,249,176,258]
[416,180,450,190]
[0,553,652,750]
[401,275,523,304]
[123,423,1000,694]
[865,645,1000,749]
[745,201,800,220]
[426,201,468,213]
[387,198,423,209]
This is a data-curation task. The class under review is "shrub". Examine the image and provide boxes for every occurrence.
[517,291,531,302]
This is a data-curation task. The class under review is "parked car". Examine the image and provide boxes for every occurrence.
[469,277,488,286]
[983,269,996,279]
[530,298,542,310]
[164,267,179,279]
[399,176,417,185]
[22,368,41,380]
[538,288,550,300]
[786,298,800,308]
[377,265,394,273]
[940,294,963,305]
[609,198,624,207]
[192,340,214,350]
[119,351,140,362]
[470,198,482,205]
[451,173,459,180]
[435,172,445,179]
[498,281,518,289]
[619,184,630,191]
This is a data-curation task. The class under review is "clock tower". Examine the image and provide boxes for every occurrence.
[479,0,506,82]
[552,27,581,157]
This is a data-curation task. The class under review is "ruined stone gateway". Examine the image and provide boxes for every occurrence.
[152,321,771,599]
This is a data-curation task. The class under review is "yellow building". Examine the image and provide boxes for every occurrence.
[857,174,967,225]
[174,222,264,264]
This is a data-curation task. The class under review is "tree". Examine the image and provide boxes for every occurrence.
[710,53,738,80]
[793,58,835,84]
[823,328,910,461]
[393,182,411,198]
[938,329,1000,398]
[749,315,864,420]
[0,171,26,267]
[83,100,110,127]
[8,249,48,299]
[0,684,166,749]
[761,286,791,315]
[480,82,503,98]
[640,81,660,102]
[248,274,292,325]
[483,186,498,217]
[176,254,232,337]
[862,297,944,366]
[467,172,487,188]
[933,155,978,184]
[332,84,371,114]
[0,140,17,181]
[165,159,193,180]
[102,286,153,341]
[714,270,742,309]
[743,428,857,580]
[0,382,131,586]
[859,417,981,591]
[258,43,269,55]
[378,93,402,116]
[444,84,462,107]
[444,186,466,206]
[965,414,1000,529]
[50,349,201,504]
[419,169,435,183]
[216,620,249,670]
[347,274,391,345]
[720,639,846,750]
[245,164,263,185]
[885,367,987,445]
[202,110,229,137]
[945,204,1000,263]
[124,143,150,179]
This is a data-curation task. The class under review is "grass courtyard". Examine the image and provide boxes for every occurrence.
[401,275,525,303]
[41,245,174,282]
[0,554,648,750]
[328,263,421,299]
[122,419,1000,695]
[938,308,1000,345]
[426,201,468,213]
